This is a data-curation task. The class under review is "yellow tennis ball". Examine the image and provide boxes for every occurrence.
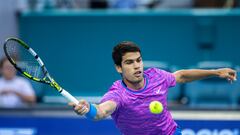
[149,101,163,114]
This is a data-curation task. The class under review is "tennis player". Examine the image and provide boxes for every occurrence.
[69,41,237,135]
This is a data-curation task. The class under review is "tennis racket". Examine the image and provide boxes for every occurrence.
[3,37,79,105]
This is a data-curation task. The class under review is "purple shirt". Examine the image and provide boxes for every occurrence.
[101,68,177,135]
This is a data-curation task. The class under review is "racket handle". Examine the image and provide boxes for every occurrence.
[60,89,79,105]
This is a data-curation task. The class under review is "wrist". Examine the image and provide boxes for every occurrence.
[213,69,221,77]
[85,103,97,120]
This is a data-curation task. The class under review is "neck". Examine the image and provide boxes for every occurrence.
[123,78,145,91]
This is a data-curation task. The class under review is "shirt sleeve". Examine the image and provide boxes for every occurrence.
[155,68,176,88]
[100,84,122,113]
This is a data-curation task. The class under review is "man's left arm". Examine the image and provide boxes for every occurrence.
[173,68,237,83]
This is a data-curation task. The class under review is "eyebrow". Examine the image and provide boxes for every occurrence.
[123,56,141,63]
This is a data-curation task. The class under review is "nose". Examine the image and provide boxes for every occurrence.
[133,61,140,69]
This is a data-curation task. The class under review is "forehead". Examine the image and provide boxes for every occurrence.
[122,52,141,61]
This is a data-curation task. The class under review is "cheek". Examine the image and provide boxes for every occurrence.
[122,67,132,76]
[140,62,143,67]
[124,70,135,80]
[4,69,16,75]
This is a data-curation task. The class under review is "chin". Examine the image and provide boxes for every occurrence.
[133,77,144,84]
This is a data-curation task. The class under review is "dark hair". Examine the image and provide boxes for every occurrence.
[112,41,141,67]
[0,57,9,69]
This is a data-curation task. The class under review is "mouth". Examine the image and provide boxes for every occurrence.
[134,71,142,77]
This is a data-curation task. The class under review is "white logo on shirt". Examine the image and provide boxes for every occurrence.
[156,89,165,95]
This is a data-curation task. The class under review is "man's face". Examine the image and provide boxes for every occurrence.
[116,52,144,84]
[1,60,16,80]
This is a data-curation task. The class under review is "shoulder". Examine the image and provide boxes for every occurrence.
[108,80,122,92]
[14,76,31,84]
[144,67,174,81]
[103,80,123,99]
[144,67,168,77]
[101,80,123,104]
[144,67,162,74]
[144,67,176,87]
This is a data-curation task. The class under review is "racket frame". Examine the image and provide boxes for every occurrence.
[3,37,79,104]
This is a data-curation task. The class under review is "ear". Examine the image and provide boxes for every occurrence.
[115,64,122,74]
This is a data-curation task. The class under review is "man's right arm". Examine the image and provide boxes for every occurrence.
[95,100,117,120]
[69,100,117,121]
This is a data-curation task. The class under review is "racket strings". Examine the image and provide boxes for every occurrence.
[17,61,43,78]
[6,40,19,61]
[5,40,46,79]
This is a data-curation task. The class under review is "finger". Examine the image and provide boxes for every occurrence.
[229,71,236,76]
[226,76,234,82]
[78,99,86,104]
[230,71,237,81]
[227,73,237,83]
[77,106,88,115]
[80,106,90,114]
[74,104,87,113]
[74,104,84,111]
[78,100,88,106]
[228,74,236,81]
[78,105,87,112]
[77,108,84,115]
[81,107,89,115]
[68,102,75,107]
[227,78,233,84]
[79,100,90,108]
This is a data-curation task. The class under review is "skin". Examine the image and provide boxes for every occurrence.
[115,52,144,90]
[0,60,36,104]
[69,52,237,120]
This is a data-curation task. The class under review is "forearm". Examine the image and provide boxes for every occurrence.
[174,69,219,83]
[15,92,36,104]
[94,105,113,120]
[70,100,116,121]
[87,101,117,121]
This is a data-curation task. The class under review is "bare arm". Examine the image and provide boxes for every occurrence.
[0,90,36,104]
[173,68,237,83]
[95,101,117,120]
[69,100,117,121]
[14,91,36,104]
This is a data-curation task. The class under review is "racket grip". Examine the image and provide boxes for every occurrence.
[60,89,79,105]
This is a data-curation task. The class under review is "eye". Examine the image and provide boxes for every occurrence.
[125,60,133,65]
[136,58,142,63]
